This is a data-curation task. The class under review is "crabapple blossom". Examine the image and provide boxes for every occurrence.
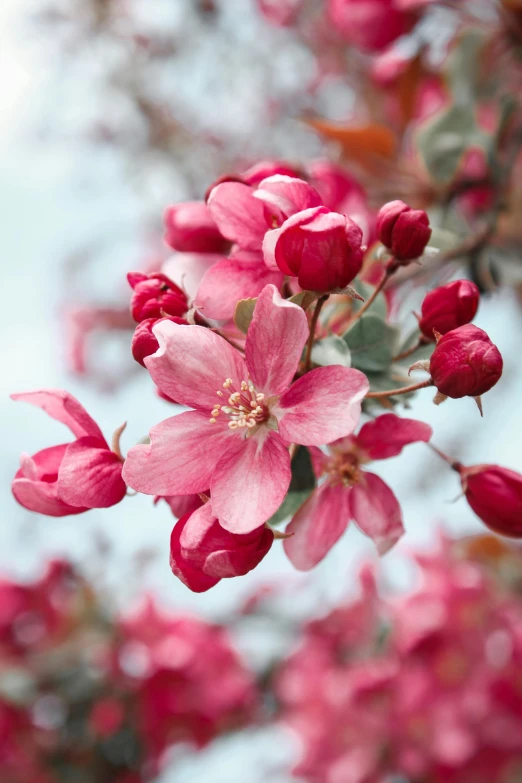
[430,325,503,399]
[122,284,369,532]
[170,501,274,592]
[328,0,417,52]
[131,315,187,366]
[459,464,522,538]
[163,201,229,254]
[284,413,432,569]
[127,272,188,322]
[419,280,480,340]
[376,199,432,262]
[11,390,126,516]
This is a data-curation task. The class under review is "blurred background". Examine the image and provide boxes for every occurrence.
[2,0,522,780]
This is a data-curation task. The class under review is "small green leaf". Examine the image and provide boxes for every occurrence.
[343,314,400,373]
[267,489,311,526]
[233,297,257,333]
[311,335,351,368]
[350,280,387,320]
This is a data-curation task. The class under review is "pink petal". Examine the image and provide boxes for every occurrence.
[145,321,247,410]
[350,472,404,555]
[355,413,432,460]
[211,430,291,532]
[207,182,267,250]
[170,513,220,593]
[308,445,329,477]
[245,284,309,398]
[12,445,87,517]
[11,390,105,442]
[57,437,126,509]
[162,253,219,301]
[261,228,281,270]
[122,410,234,496]
[254,175,323,220]
[284,482,351,570]
[156,494,205,518]
[195,258,283,321]
[276,366,369,446]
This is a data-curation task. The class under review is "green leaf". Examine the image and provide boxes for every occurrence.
[343,314,400,373]
[267,446,316,525]
[267,489,311,526]
[446,30,486,107]
[234,297,257,334]
[311,335,351,368]
[363,368,415,405]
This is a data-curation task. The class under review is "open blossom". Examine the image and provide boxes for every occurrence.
[163,201,229,254]
[263,207,364,292]
[123,284,369,532]
[459,464,522,538]
[419,280,480,340]
[376,199,431,262]
[11,390,126,516]
[170,501,274,592]
[430,325,503,399]
[284,414,432,569]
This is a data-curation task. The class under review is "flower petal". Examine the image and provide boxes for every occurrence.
[207,182,267,250]
[145,321,247,410]
[355,413,432,460]
[254,175,323,219]
[122,411,234,496]
[12,445,87,516]
[195,258,283,321]
[162,253,219,302]
[284,482,351,570]
[170,513,220,593]
[58,437,126,509]
[276,366,369,446]
[350,472,404,555]
[211,430,291,532]
[11,390,105,442]
[245,284,309,398]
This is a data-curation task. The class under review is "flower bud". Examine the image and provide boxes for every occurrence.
[131,316,188,367]
[170,502,274,592]
[266,206,364,292]
[127,272,188,322]
[459,464,522,538]
[429,325,503,398]
[419,280,480,340]
[376,200,431,262]
[163,202,229,254]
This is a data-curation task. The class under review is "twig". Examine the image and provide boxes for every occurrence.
[365,378,433,399]
[302,295,328,373]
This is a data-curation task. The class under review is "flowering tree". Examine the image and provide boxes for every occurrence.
[10,0,522,592]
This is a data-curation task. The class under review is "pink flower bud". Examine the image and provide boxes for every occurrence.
[170,503,274,592]
[376,200,431,261]
[329,0,416,52]
[163,201,228,253]
[430,325,503,398]
[419,280,480,340]
[459,464,522,538]
[131,316,188,367]
[127,272,188,322]
[268,206,364,292]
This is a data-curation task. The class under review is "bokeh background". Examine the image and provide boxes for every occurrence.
[2,1,522,780]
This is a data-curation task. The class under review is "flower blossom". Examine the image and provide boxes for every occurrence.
[11,390,126,516]
[284,413,432,569]
[458,463,522,538]
[419,280,480,340]
[430,325,503,399]
[123,284,369,532]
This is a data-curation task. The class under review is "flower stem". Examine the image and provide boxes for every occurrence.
[426,442,461,471]
[349,268,392,324]
[111,422,127,461]
[365,378,433,399]
[302,295,328,373]
[392,337,427,363]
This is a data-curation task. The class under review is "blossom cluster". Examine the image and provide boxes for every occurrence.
[0,560,257,783]
[276,535,522,783]
[11,156,522,591]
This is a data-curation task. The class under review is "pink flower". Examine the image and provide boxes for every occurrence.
[257,0,303,26]
[284,413,432,569]
[131,316,187,367]
[328,0,416,53]
[263,207,364,292]
[170,501,274,592]
[430,325,503,399]
[419,280,480,340]
[163,201,229,254]
[376,199,431,262]
[127,272,188,322]
[123,284,369,532]
[11,390,126,516]
[458,464,522,538]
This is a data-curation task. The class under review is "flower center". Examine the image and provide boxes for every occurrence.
[209,378,267,430]
[327,452,362,487]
